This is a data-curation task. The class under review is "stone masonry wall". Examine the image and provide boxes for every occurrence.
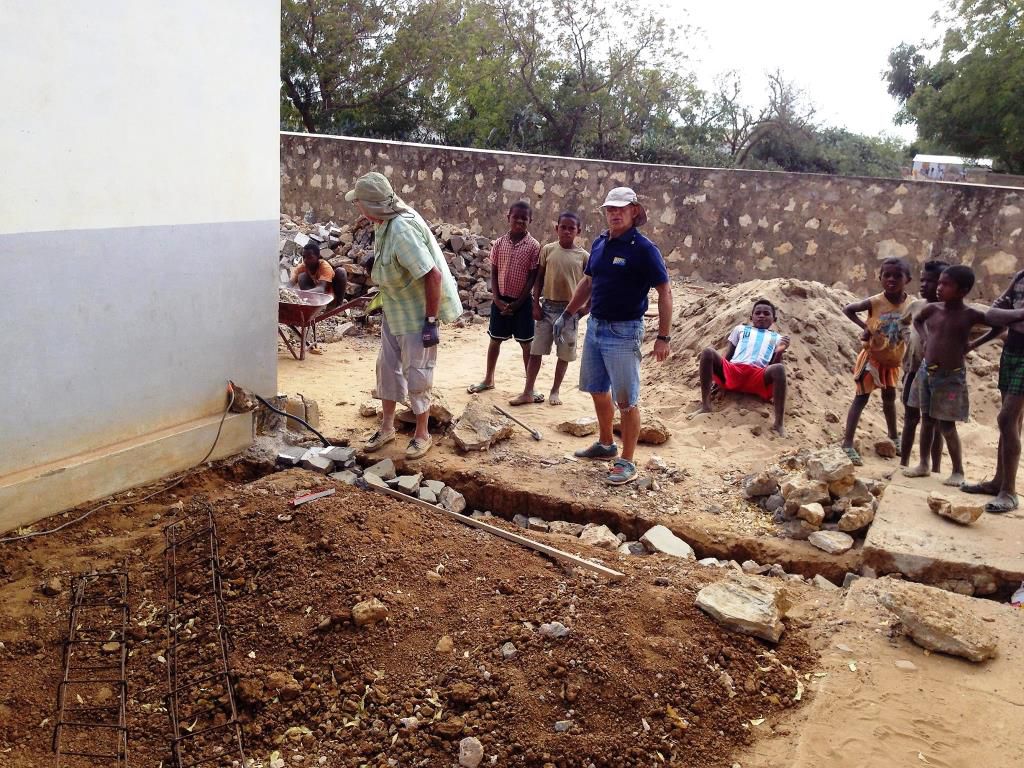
[281,132,1023,299]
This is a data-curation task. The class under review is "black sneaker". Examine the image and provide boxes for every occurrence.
[574,441,618,460]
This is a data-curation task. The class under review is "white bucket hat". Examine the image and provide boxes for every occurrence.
[599,187,648,227]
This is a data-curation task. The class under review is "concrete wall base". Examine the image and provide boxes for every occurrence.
[0,413,253,534]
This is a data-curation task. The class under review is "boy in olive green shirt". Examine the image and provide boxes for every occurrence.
[510,212,589,406]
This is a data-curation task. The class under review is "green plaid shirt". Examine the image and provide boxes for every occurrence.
[371,210,462,336]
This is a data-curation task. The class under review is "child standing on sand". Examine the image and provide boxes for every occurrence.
[509,211,590,406]
[840,257,914,466]
[903,265,1024,485]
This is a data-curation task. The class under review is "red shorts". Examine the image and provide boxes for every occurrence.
[714,360,773,401]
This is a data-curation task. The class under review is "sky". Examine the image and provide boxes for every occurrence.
[669,0,944,141]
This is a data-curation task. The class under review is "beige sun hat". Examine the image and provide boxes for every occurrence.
[599,187,648,227]
[344,172,409,220]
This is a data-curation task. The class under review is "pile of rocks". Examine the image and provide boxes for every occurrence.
[742,447,887,553]
[512,517,697,560]
[279,213,499,318]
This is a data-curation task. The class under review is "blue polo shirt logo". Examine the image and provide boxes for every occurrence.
[612,257,626,266]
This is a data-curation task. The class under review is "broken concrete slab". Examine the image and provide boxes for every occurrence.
[547,521,584,536]
[578,524,621,550]
[365,458,396,481]
[695,573,785,643]
[395,474,423,495]
[301,451,335,474]
[927,492,984,525]
[864,481,1024,596]
[640,524,695,560]
[438,486,466,514]
[512,513,529,528]
[557,417,598,437]
[808,530,854,555]
[452,400,514,452]
[811,574,839,591]
[417,487,438,504]
[361,473,389,490]
[330,470,360,485]
[422,479,445,495]
[527,517,549,532]
[322,446,357,465]
[879,582,997,662]
[276,445,307,466]
[805,447,855,484]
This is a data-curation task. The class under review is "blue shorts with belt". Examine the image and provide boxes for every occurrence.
[579,317,643,407]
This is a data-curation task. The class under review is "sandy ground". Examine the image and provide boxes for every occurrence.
[273,276,1022,767]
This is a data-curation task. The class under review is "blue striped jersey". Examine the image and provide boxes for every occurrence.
[728,325,780,367]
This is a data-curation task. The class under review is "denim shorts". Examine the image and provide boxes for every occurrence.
[578,318,644,407]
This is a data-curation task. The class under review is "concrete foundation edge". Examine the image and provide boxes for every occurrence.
[0,412,253,534]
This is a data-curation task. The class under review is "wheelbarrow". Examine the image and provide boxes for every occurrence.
[278,290,372,360]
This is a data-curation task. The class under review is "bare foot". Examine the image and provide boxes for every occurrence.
[770,424,786,438]
[688,404,713,420]
[508,393,534,406]
[549,392,562,406]
[902,464,930,478]
[943,472,965,487]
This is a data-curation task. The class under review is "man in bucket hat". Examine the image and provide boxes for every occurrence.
[556,187,673,485]
[345,172,462,459]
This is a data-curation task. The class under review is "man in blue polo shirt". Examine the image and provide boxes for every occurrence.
[556,187,673,485]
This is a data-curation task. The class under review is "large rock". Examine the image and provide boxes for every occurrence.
[874,438,898,458]
[695,574,785,643]
[807,530,855,554]
[838,504,875,532]
[557,417,598,437]
[612,415,671,445]
[639,524,696,560]
[780,519,817,540]
[547,521,584,536]
[365,458,396,481]
[352,598,389,627]
[781,477,830,512]
[805,448,855,484]
[927,492,984,525]
[396,391,454,428]
[743,471,779,499]
[796,502,825,526]
[438,487,467,514]
[879,586,997,662]
[578,524,621,551]
[452,400,515,452]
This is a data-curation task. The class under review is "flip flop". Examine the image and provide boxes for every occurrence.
[533,392,545,403]
[960,482,998,495]
[984,495,1018,514]
[842,446,864,467]
[467,383,495,394]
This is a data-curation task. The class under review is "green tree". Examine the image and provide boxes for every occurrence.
[280,0,463,137]
[884,0,1024,172]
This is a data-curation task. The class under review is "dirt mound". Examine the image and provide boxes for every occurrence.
[643,278,1004,448]
[0,466,816,768]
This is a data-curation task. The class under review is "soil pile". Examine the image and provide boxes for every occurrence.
[0,465,816,768]
[644,278,1004,446]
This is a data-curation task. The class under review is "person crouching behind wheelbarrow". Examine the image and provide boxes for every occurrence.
[345,172,463,459]
[291,241,348,308]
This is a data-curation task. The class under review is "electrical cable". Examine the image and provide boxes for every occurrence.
[0,385,236,545]
[252,393,331,447]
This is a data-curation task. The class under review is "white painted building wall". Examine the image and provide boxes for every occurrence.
[0,1,279,528]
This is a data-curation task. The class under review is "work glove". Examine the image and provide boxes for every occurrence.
[422,319,440,348]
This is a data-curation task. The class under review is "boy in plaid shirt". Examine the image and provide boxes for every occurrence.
[468,201,542,396]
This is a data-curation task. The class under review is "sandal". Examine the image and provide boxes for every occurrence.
[842,446,864,467]
[984,495,1018,514]
[467,382,494,394]
[533,392,545,403]
[961,481,999,495]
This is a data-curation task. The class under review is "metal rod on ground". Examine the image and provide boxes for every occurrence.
[162,508,247,768]
[52,571,130,768]
[370,484,625,581]
[492,405,543,441]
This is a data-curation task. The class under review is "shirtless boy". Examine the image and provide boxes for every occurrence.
[903,265,1024,486]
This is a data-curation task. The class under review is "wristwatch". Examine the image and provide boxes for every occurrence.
[656,335,671,342]
[425,316,437,325]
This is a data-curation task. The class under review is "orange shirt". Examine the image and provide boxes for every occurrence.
[291,260,335,292]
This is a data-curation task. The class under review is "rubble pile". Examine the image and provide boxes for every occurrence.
[741,447,887,551]
[279,214,499,319]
